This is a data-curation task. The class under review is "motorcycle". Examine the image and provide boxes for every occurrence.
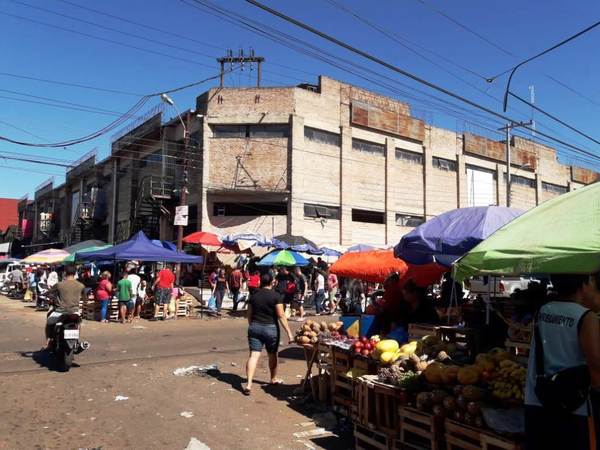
[35,282,50,311]
[7,282,24,300]
[47,310,90,372]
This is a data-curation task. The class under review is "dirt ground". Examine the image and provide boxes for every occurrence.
[0,296,352,450]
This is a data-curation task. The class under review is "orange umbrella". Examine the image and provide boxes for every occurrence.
[330,250,446,286]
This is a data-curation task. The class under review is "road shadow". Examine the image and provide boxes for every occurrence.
[278,346,305,361]
[18,350,80,372]
[204,368,265,393]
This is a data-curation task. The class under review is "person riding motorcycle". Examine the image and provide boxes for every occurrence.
[44,265,85,350]
[8,266,24,292]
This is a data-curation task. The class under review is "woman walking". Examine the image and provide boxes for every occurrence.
[213,269,229,315]
[95,271,113,323]
[243,272,294,395]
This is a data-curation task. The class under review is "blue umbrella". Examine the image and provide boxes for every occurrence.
[394,206,523,267]
[221,233,273,247]
[346,243,377,253]
[320,247,342,257]
[256,249,310,267]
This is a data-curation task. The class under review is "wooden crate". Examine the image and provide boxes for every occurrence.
[83,299,119,321]
[355,424,391,450]
[332,347,354,412]
[445,420,523,450]
[372,380,407,436]
[398,406,445,450]
[353,376,377,429]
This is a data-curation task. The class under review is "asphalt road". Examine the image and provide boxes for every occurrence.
[0,296,351,450]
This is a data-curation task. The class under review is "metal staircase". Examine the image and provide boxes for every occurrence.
[132,175,174,239]
[70,186,106,244]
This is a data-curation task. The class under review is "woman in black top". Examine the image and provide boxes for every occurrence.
[213,269,229,315]
[243,272,294,395]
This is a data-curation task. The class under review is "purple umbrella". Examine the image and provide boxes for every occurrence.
[394,206,523,267]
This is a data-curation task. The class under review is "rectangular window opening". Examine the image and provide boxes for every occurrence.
[304,127,340,146]
[395,214,425,227]
[304,203,340,220]
[432,156,457,172]
[213,202,287,217]
[352,138,385,156]
[352,208,385,224]
[395,148,423,165]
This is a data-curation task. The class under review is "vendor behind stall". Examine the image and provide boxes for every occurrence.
[381,276,440,333]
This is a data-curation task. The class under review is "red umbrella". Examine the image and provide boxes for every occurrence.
[182,231,222,247]
[330,250,446,286]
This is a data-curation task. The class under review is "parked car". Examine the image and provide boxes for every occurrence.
[465,276,532,299]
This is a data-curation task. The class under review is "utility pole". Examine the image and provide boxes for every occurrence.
[499,121,533,207]
[218,48,265,88]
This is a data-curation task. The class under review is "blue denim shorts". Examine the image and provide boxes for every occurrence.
[248,322,279,354]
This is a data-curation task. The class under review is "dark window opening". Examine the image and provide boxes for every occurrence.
[395,213,425,227]
[352,138,385,156]
[352,208,385,224]
[395,148,423,164]
[304,203,340,220]
[213,202,287,217]
[304,127,340,146]
[504,174,535,188]
[432,157,457,171]
[212,124,289,139]
[542,182,567,194]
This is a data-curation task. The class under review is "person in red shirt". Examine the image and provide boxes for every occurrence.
[229,268,243,312]
[152,264,175,320]
[247,270,260,297]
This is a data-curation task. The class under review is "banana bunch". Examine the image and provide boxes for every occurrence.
[490,360,526,402]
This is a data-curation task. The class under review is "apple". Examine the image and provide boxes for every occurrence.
[361,349,370,357]
[364,342,373,351]
[360,336,368,344]
[354,347,362,354]
[354,341,363,349]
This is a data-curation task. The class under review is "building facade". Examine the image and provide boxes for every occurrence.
[17,75,598,251]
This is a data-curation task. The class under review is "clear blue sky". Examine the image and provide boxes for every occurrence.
[2,0,600,197]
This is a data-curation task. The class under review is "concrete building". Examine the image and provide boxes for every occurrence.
[17,75,598,251]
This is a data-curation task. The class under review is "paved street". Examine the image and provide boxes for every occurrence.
[0,296,349,450]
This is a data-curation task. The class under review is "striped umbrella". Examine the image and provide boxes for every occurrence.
[23,248,70,264]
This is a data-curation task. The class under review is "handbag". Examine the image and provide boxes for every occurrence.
[534,311,590,412]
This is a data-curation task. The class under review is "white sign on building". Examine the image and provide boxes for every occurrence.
[174,205,189,226]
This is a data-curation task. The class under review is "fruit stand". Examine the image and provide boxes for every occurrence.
[295,321,527,450]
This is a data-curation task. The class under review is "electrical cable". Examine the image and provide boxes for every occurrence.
[244,0,600,164]
[487,18,600,81]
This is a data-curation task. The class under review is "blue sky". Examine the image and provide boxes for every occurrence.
[2,0,600,197]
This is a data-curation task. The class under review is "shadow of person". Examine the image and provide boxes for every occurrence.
[18,350,80,372]
[204,368,265,394]
[277,346,306,361]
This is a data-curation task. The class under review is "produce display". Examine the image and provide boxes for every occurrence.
[351,336,381,358]
[294,320,344,345]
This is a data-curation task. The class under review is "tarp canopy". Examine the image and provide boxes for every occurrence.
[330,249,446,285]
[346,244,378,253]
[22,248,69,264]
[221,233,273,250]
[63,244,112,263]
[75,231,203,263]
[273,233,319,248]
[453,182,600,281]
[151,239,177,251]
[64,240,107,254]
[395,206,523,267]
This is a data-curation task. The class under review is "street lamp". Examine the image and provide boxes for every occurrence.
[160,93,190,282]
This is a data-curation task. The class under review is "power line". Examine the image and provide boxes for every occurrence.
[488,18,600,81]
[412,0,600,110]
[244,0,600,164]
[11,0,220,61]
[55,0,224,51]
[0,71,142,97]
[0,11,216,69]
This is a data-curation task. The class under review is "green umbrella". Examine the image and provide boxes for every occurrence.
[453,181,600,282]
[63,244,112,263]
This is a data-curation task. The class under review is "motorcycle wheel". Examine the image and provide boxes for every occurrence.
[60,348,73,372]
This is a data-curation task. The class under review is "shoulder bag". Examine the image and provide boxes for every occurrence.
[534,312,590,413]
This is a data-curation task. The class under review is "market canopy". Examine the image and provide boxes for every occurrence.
[221,233,273,250]
[182,231,222,247]
[330,249,446,285]
[273,233,319,248]
[453,182,600,281]
[346,243,378,253]
[75,231,203,263]
[63,244,112,263]
[151,239,177,251]
[63,240,107,254]
[22,248,70,264]
[395,206,523,267]
[256,249,309,267]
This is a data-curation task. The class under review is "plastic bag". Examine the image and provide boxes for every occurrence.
[24,289,32,301]
[207,295,216,311]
